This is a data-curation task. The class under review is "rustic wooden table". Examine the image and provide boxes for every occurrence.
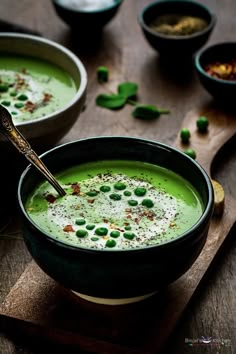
[0,0,235,353]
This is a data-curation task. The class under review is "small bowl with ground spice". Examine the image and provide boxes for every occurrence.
[195,42,236,102]
[51,0,123,34]
[138,0,216,58]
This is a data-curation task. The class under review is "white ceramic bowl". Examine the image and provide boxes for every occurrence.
[0,33,87,151]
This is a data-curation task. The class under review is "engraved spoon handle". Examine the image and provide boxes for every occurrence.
[0,105,66,197]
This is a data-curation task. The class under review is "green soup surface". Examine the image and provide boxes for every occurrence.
[0,54,77,122]
[26,160,204,250]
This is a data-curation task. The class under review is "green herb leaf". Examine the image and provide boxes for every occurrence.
[132,105,161,120]
[96,94,127,110]
[118,82,138,99]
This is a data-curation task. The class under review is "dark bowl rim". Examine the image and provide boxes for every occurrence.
[17,136,214,254]
[195,41,236,85]
[138,0,216,40]
[0,32,87,127]
[52,0,123,14]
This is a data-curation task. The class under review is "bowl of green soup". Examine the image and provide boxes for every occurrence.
[18,137,214,305]
[0,33,87,151]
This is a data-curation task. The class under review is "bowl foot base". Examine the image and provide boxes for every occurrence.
[71,290,157,305]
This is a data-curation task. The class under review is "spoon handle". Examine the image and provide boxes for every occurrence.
[0,113,66,197]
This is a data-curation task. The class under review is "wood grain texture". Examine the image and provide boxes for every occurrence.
[0,0,236,353]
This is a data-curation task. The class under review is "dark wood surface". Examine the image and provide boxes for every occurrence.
[0,0,236,353]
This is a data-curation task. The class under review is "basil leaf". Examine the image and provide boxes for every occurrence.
[96,94,127,109]
[132,105,161,120]
[118,82,138,99]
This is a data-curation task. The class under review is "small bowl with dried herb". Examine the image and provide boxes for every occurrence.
[138,0,216,57]
[195,42,236,102]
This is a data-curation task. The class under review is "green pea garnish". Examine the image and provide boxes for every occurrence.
[141,199,154,208]
[114,182,126,190]
[124,190,132,196]
[10,91,18,97]
[91,237,99,241]
[14,102,24,109]
[128,199,138,206]
[124,232,135,240]
[1,101,11,107]
[86,224,95,230]
[0,84,9,92]
[105,239,116,248]
[76,229,88,238]
[17,94,28,101]
[124,225,132,231]
[95,227,108,236]
[180,128,191,143]
[86,190,98,197]
[75,219,86,225]
[134,187,147,196]
[100,185,111,192]
[109,193,121,201]
[11,111,18,115]
[110,230,120,238]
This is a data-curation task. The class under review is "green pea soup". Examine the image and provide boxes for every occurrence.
[26,160,204,250]
[0,54,77,122]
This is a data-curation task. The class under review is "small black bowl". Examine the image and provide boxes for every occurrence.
[52,0,123,33]
[138,0,216,57]
[195,42,236,102]
[17,137,214,305]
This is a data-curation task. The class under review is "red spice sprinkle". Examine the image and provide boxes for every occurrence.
[87,199,95,204]
[24,101,36,113]
[103,219,109,223]
[71,183,80,195]
[43,93,53,102]
[63,225,75,232]
[45,194,57,203]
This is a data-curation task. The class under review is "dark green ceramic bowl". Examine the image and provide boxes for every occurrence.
[195,42,236,102]
[17,137,214,304]
[52,0,123,32]
[138,0,216,57]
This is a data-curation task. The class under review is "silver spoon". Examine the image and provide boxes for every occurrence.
[0,105,66,197]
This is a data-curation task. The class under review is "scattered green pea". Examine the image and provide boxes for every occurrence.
[128,199,138,206]
[95,227,108,236]
[97,66,109,83]
[14,102,24,109]
[141,199,154,208]
[86,190,98,197]
[184,148,196,159]
[105,239,116,248]
[91,237,99,241]
[86,224,95,230]
[11,111,18,115]
[123,190,132,196]
[180,128,191,143]
[114,182,126,190]
[1,101,11,107]
[110,230,120,238]
[196,116,209,132]
[109,193,121,201]
[0,84,9,92]
[100,185,111,192]
[124,232,135,240]
[134,187,147,196]
[17,94,28,101]
[76,229,88,238]
[75,219,86,225]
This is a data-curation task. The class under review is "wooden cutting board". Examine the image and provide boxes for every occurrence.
[0,104,236,354]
